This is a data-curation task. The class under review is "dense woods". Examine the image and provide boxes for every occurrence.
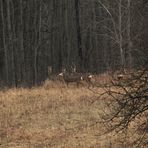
[0,0,148,87]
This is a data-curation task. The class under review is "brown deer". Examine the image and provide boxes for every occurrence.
[82,73,94,87]
[48,66,58,81]
[71,65,94,87]
[59,69,83,87]
[117,74,124,80]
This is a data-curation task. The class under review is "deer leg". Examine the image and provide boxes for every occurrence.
[87,81,90,88]
[90,80,94,88]
[67,82,69,87]
[85,80,90,88]
[76,82,79,88]
[87,79,93,88]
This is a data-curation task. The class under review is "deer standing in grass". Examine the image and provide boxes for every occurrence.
[59,69,83,87]
[71,65,94,87]
[82,73,94,87]
[59,66,94,87]
[48,66,59,81]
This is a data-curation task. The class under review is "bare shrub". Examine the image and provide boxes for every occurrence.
[97,69,148,147]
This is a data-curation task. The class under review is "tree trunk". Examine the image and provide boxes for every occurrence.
[0,0,9,84]
[7,0,15,85]
[127,0,132,68]
[34,1,42,85]
[19,0,25,84]
[119,0,125,68]
[75,0,83,71]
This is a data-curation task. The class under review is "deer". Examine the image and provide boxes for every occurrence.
[48,66,58,81]
[117,74,124,80]
[58,68,83,87]
[48,66,64,82]
[82,73,94,87]
[111,69,129,85]
[70,65,94,87]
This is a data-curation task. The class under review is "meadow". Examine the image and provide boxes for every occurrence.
[0,79,141,148]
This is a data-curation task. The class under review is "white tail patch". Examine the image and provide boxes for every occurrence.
[117,74,124,80]
[88,75,93,78]
[59,73,63,76]
[81,76,83,80]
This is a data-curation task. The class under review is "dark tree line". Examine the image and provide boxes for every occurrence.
[0,0,148,87]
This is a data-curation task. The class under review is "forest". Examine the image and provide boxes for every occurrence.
[0,0,148,147]
[0,0,147,87]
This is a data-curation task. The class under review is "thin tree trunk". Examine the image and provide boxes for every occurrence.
[91,0,99,72]
[19,0,25,84]
[34,1,42,85]
[119,0,124,68]
[7,0,15,85]
[34,1,38,85]
[0,0,9,84]
[75,0,83,71]
[127,0,132,68]
[10,0,17,87]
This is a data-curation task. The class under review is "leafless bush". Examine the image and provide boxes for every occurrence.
[99,69,148,147]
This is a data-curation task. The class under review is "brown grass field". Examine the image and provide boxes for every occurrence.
[0,79,143,148]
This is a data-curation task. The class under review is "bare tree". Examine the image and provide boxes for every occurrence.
[97,0,135,69]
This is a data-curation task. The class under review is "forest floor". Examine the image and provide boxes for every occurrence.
[0,81,136,148]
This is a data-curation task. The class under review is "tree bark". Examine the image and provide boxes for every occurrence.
[127,0,132,68]
[75,0,83,71]
[0,0,9,84]
[119,0,125,68]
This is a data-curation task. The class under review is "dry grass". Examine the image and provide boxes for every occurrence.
[0,80,137,148]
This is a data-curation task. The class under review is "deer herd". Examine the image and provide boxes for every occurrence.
[48,66,129,88]
[59,71,94,87]
[48,66,94,87]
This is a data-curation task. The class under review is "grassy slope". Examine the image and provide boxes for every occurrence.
[0,82,128,148]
